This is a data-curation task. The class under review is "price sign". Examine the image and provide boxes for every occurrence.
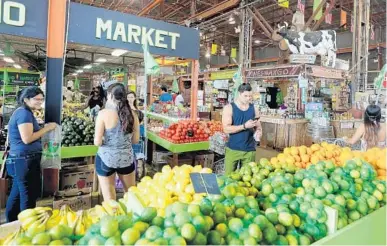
[190,173,221,195]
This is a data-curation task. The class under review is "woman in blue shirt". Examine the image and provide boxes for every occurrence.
[5,87,56,222]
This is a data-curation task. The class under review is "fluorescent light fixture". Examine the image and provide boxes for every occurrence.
[254,40,261,44]
[96,58,107,63]
[13,64,21,69]
[3,57,14,63]
[72,73,78,76]
[111,49,128,57]
[205,52,211,58]
[76,70,83,73]
[229,20,236,25]
[83,64,92,69]
[229,16,234,22]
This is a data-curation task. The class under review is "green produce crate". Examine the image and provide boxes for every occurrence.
[314,206,386,245]
[61,146,98,159]
[0,146,98,163]
[147,131,209,153]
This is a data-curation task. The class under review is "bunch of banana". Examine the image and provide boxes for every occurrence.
[102,199,126,216]
[73,210,92,236]
[46,205,77,230]
[18,207,52,230]
[1,227,24,245]
[87,205,107,223]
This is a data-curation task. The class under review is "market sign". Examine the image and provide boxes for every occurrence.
[289,54,316,64]
[306,65,347,79]
[0,1,200,59]
[210,70,237,80]
[0,0,48,39]
[245,65,302,78]
[68,3,200,59]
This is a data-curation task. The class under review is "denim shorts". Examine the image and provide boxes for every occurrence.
[95,155,135,177]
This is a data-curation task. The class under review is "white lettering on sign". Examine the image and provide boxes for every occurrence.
[96,18,112,39]
[95,17,181,50]
[0,0,26,27]
[155,30,168,48]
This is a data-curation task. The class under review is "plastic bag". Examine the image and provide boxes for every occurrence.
[41,124,61,169]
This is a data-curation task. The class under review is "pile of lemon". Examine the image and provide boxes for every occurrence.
[128,165,212,217]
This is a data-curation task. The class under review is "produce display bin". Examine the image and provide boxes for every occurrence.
[145,112,183,123]
[0,146,98,162]
[61,146,98,159]
[314,206,386,245]
[147,131,209,153]
[147,131,209,166]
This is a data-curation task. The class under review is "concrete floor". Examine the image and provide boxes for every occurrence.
[255,146,280,161]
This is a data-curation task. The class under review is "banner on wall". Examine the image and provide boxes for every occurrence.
[0,0,200,59]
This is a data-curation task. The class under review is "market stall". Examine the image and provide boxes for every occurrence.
[245,64,352,149]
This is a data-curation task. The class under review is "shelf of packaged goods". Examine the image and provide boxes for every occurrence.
[147,131,209,154]
[145,112,186,123]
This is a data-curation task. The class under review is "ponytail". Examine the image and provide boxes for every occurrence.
[118,99,134,134]
[108,83,134,134]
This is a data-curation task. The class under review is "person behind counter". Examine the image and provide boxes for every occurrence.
[159,85,172,102]
[5,87,56,222]
[344,104,386,150]
[222,83,262,175]
[94,83,140,201]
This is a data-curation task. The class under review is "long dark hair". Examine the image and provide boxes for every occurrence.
[107,83,134,134]
[364,104,382,148]
[128,91,138,110]
[17,86,44,109]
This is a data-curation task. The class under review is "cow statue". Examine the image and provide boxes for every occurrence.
[277,22,337,68]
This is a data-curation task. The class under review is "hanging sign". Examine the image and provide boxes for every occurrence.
[306,65,347,79]
[210,70,237,80]
[0,0,48,39]
[68,3,199,59]
[289,54,316,64]
[334,59,350,71]
[0,1,200,59]
[7,72,40,86]
[245,65,302,78]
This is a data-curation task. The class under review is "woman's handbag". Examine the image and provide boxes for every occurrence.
[0,133,9,208]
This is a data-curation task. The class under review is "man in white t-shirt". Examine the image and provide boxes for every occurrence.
[175,92,184,106]
[64,87,74,101]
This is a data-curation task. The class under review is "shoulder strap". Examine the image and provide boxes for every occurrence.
[0,132,9,178]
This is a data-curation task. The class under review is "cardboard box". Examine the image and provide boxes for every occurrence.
[53,188,92,211]
[60,170,94,190]
[153,151,172,164]
[166,154,193,166]
[211,111,222,121]
[194,151,214,168]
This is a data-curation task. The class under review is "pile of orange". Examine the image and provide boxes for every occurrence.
[270,143,341,169]
[269,143,386,180]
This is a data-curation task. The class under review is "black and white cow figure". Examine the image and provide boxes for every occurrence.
[277,22,337,68]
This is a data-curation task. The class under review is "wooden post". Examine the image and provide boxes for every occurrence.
[190,60,199,120]
[312,0,336,31]
[303,0,327,31]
